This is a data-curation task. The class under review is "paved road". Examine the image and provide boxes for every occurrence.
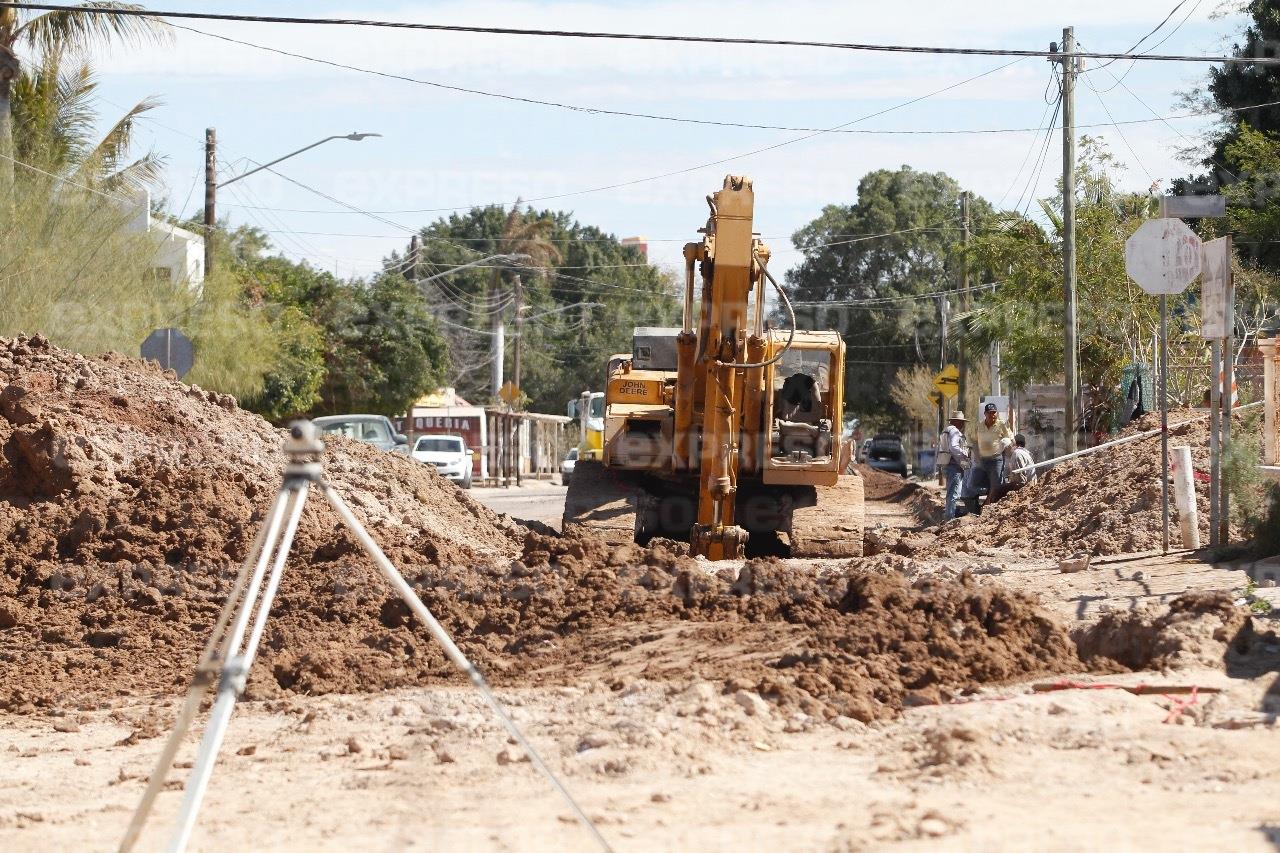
[471,482,567,530]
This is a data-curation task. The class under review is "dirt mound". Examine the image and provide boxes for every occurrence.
[857,464,913,501]
[901,412,1244,558]
[0,335,1167,721]
[1074,591,1257,671]
[0,334,523,708]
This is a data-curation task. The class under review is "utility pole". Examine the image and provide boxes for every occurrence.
[204,128,216,279]
[957,191,971,413]
[407,234,421,282]
[1060,26,1080,453]
[513,274,523,403]
[937,293,948,436]
[491,309,505,399]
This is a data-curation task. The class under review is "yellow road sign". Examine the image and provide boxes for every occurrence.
[932,364,959,398]
[499,381,521,406]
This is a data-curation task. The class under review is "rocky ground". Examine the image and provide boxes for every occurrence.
[1,334,1278,850]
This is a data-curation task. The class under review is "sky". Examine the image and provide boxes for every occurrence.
[62,0,1251,281]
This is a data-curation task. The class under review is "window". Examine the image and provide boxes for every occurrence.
[361,421,391,442]
[415,437,462,453]
[318,419,390,443]
[773,348,832,393]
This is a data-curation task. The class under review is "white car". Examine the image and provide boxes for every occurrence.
[561,447,578,484]
[411,434,473,489]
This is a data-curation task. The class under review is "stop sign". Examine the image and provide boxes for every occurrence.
[1125,218,1202,295]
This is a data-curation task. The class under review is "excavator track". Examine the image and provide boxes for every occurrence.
[788,473,865,558]
[561,460,642,546]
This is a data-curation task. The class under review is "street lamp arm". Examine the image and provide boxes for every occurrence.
[217,133,381,189]
[415,253,532,284]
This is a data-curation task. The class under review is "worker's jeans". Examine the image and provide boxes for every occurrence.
[943,463,966,520]
[962,456,1004,515]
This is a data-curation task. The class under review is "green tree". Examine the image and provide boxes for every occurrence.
[391,207,678,412]
[785,166,994,420]
[314,272,450,416]
[963,138,1257,429]
[1,1,166,196]
[1177,1,1280,268]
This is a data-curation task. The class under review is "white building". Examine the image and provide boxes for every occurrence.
[122,188,205,294]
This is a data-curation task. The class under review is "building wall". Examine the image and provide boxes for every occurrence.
[122,188,205,294]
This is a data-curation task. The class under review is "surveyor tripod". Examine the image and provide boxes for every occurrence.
[119,421,608,852]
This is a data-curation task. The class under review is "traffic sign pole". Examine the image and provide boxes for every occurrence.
[1124,218,1202,556]
[1160,294,1169,556]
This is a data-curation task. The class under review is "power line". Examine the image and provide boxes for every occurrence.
[1089,0,1192,74]
[1090,0,1198,92]
[210,87,1280,222]
[167,22,1034,139]
[793,280,1003,307]
[4,3,1275,64]
[1015,96,1062,215]
[177,58,1028,231]
[995,91,1056,209]
[1086,81,1157,186]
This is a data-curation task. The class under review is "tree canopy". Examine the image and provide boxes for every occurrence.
[785,166,994,421]
[389,206,679,412]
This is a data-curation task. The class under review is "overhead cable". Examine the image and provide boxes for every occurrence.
[3,3,1274,64]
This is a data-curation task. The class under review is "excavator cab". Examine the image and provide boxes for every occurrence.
[763,331,845,486]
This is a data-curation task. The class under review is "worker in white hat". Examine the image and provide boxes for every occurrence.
[937,410,970,520]
[962,402,1015,515]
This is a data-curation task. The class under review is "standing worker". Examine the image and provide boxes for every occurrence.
[937,411,970,520]
[962,402,1014,516]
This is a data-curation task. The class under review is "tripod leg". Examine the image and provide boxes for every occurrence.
[167,482,309,853]
[319,483,612,853]
[119,484,293,853]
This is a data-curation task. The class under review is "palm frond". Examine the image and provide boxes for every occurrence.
[100,149,165,192]
[73,93,161,186]
[16,3,170,55]
[10,49,93,171]
[1038,199,1064,234]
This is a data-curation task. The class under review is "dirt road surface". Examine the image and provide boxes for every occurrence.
[2,341,1278,851]
[4,485,1278,850]
[3,596,1276,851]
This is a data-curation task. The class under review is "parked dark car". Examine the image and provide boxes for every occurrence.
[866,433,908,477]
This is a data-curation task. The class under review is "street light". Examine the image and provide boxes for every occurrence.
[203,129,382,274]
[216,133,382,189]
[414,253,532,285]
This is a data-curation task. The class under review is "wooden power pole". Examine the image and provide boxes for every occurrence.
[513,274,523,401]
[204,128,216,279]
[957,191,971,413]
[1060,27,1080,453]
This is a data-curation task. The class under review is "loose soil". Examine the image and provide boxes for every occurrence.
[881,412,1245,559]
[0,335,1081,721]
[2,337,1278,850]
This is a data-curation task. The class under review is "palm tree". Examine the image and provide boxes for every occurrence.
[491,202,562,403]
[13,47,163,193]
[1,2,166,193]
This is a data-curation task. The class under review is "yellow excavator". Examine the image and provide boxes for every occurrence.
[563,175,863,559]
